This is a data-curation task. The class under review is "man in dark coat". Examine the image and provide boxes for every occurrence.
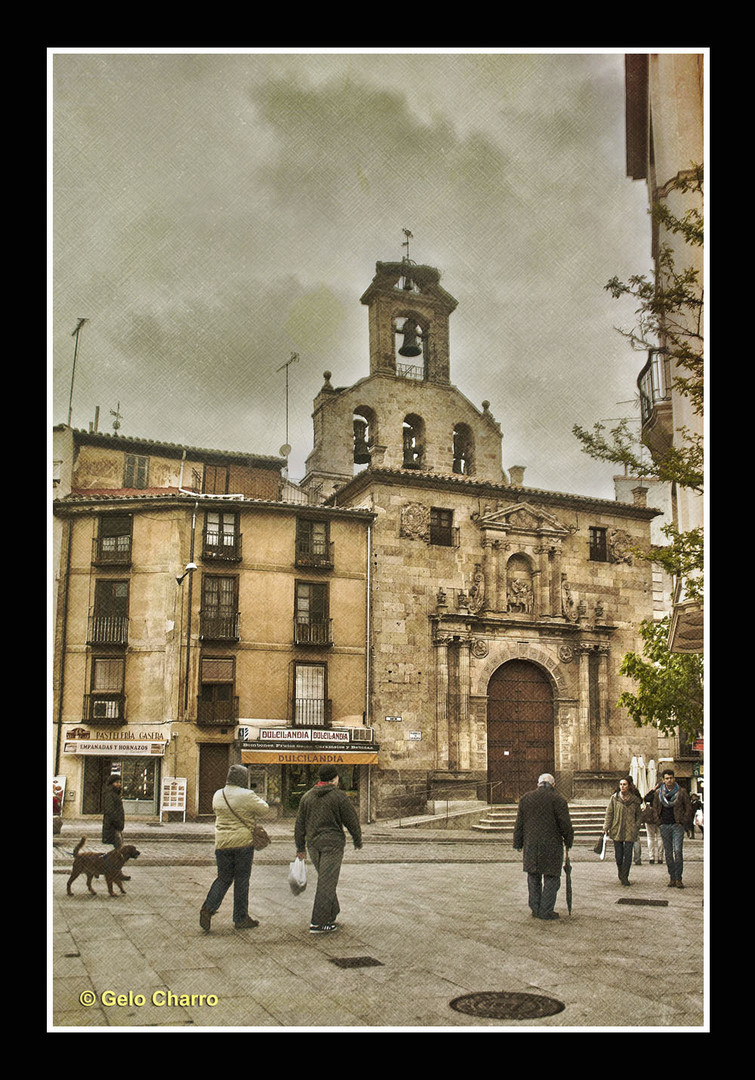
[101,775,125,849]
[295,764,363,934]
[513,773,574,921]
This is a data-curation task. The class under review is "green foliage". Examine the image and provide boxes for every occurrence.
[618,617,704,738]
[575,167,704,732]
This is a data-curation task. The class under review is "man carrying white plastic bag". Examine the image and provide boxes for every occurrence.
[294,764,363,933]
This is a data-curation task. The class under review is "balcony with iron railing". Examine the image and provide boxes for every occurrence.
[294,617,333,647]
[84,693,126,724]
[295,539,334,569]
[199,611,241,642]
[202,529,243,562]
[87,614,129,646]
[91,535,132,567]
[637,349,673,455]
[397,362,425,381]
[293,697,332,728]
[196,695,239,727]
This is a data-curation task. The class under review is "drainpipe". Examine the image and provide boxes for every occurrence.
[365,517,373,822]
[183,502,198,714]
[54,517,73,774]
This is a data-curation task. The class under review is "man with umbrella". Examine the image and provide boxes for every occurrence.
[513,773,574,921]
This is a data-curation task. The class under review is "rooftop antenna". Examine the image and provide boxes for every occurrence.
[110,402,123,435]
[67,318,88,427]
[276,352,299,458]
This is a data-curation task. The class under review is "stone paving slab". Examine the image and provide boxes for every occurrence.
[49,847,707,1032]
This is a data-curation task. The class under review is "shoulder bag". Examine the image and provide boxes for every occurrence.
[222,790,271,851]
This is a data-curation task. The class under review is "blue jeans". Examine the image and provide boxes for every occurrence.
[204,846,254,924]
[660,823,685,881]
[527,872,561,918]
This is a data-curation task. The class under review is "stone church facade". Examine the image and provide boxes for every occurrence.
[301,256,662,816]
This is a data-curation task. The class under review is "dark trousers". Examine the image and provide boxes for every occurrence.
[204,846,254,924]
[308,835,345,926]
[527,872,561,917]
[613,840,634,880]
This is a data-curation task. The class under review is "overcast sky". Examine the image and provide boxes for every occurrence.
[51,49,655,500]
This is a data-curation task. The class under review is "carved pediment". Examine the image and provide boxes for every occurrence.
[472,502,572,537]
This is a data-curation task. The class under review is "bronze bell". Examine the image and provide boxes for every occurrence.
[353,418,371,464]
[398,319,422,358]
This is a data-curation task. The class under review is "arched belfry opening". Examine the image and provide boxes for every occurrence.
[452,422,475,475]
[394,314,426,379]
[353,406,376,468]
[402,413,425,470]
[487,660,555,803]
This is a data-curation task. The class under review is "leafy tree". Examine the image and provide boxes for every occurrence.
[574,167,704,734]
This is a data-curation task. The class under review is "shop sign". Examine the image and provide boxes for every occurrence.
[241,749,379,765]
[258,728,349,743]
[62,726,170,757]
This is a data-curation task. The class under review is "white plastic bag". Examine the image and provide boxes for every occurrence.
[288,857,307,895]
[599,834,608,861]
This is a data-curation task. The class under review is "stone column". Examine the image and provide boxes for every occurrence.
[434,635,451,770]
[576,644,592,771]
[481,534,497,612]
[457,638,471,769]
[537,544,551,616]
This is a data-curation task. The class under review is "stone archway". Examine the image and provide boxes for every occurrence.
[486,660,555,803]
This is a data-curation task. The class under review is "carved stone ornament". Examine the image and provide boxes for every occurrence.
[558,645,574,664]
[400,501,430,541]
[471,638,489,659]
[468,564,486,613]
[607,529,633,565]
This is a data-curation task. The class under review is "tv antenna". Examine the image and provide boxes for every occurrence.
[110,402,123,434]
[67,318,88,427]
[277,352,299,457]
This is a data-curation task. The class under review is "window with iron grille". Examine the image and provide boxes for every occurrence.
[295,581,330,644]
[89,579,129,645]
[589,527,608,562]
[296,518,331,565]
[89,656,125,720]
[201,576,240,640]
[294,663,327,727]
[430,507,454,546]
[123,453,149,489]
[204,511,239,558]
[96,513,132,563]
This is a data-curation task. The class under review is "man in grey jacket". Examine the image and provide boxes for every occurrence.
[513,773,574,921]
[295,765,363,933]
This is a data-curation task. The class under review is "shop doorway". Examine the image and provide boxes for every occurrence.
[487,660,554,803]
[198,744,230,816]
[282,763,358,815]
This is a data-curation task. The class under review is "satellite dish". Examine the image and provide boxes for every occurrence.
[280,444,292,458]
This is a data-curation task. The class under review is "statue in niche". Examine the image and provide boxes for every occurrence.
[507,579,533,613]
[561,574,578,622]
[468,564,485,613]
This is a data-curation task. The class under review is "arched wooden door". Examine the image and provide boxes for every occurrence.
[487,660,555,803]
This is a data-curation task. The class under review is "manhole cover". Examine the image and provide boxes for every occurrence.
[329,956,384,969]
[617,898,669,906]
[449,991,565,1020]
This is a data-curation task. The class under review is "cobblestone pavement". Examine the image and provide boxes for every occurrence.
[50,825,707,1032]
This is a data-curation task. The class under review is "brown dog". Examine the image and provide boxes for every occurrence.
[66,837,140,896]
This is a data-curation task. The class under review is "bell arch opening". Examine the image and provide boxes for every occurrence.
[486,660,555,804]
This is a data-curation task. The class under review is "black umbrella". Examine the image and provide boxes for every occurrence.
[564,853,573,914]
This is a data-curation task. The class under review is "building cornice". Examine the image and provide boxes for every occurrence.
[327,466,662,520]
[53,425,285,470]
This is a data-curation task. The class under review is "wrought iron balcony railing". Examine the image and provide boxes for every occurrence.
[202,530,243,562]
[295,540,334,568]
[199,612,241,642]
[294,617,333,646]
[91,536,132,566]
[293,697,332,728]
[87,614,129,646]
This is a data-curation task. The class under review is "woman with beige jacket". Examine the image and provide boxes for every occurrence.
[603,777,643,886]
